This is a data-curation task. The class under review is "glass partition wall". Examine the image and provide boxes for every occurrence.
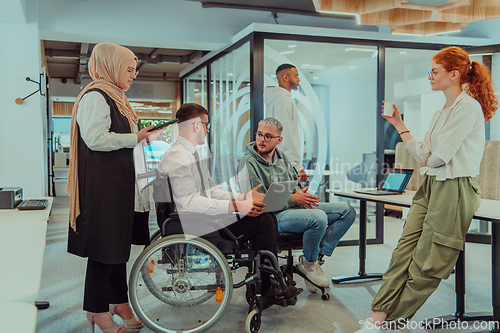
[182,32,498,245]
[264,40,379,241]
[183,67,208,108]
[210,42,251,190]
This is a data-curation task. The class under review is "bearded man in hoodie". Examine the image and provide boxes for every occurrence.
[237,117,356,289]
[265,64,308,182]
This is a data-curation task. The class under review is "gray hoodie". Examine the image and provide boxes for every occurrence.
[264,86,303,172]
[238,141,301,211]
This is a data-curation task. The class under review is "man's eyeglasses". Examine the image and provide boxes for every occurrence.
[193,121,211,130]
[255,132,280,142]
[127,68,139,77]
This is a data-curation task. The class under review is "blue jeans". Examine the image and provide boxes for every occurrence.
[275,202,356,262]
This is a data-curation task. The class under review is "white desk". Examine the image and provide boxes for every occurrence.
[0,302,37,333]
[0,219,48,302]
[0,198,52,333]
[0,197,53,222]
[330,190,500,329]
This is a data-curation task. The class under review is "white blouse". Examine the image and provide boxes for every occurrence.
[405,89,485,181]
[76,91,150,212]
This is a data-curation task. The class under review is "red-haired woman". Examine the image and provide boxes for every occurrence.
[356,46,498,332]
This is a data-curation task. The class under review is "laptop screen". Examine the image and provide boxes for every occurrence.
[380,169,413,192]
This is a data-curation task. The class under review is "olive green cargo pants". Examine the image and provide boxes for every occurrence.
[372,175,481,323]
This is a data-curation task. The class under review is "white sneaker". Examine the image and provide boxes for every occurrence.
[304,279,318,293]
[298,255,329,287]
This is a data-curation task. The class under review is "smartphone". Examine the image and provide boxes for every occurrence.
[147,119,178,132]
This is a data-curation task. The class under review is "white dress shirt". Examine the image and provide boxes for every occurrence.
[265,86,304,172]
[405,89,485,180]
[157,136,234,215]
[76,91,150,212]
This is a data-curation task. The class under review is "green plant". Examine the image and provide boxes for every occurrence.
[140,119,173,144]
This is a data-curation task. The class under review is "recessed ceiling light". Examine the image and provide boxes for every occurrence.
[280,50,295,55]
[313,77,319,80]
[424,30,462,36]
[301,64,325,70]
[345,47,377,52]
[400,51,407,55]
[288,44,296,48]
[391,32,424,36]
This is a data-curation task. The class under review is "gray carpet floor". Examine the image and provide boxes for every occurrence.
[35,197,494,333]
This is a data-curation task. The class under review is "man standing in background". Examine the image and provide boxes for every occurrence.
[265,64,307,182]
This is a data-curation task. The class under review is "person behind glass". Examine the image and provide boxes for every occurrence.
[265,64,307,182]
[66,43,161,333]
[237,117,356,289]
[356,46,498,332]
[157,103,284,303]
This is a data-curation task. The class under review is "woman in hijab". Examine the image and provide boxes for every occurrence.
[66,42,160,333]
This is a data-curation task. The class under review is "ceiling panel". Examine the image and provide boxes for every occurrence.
[43,40,209,82]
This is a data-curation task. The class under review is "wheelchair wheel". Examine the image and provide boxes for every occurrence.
[150,229,162,243]
[245,309,261,333]
[130,234,233,333]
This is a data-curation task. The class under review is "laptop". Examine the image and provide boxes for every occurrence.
[354,169,413,196]
[262,181,297,212]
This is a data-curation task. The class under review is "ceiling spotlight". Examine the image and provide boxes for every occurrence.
[301,64,325,70]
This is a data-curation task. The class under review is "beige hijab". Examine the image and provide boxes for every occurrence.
[66,42,139,231]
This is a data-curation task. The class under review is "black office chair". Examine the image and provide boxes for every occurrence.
[277,232,331,300]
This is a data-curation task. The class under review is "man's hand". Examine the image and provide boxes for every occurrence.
[292,186,319,209]
[298,169,308,182]
[237,184,265,217]
[137,125,161,145]
[245,184,265,203]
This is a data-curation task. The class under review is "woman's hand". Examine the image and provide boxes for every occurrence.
[292,186,319,209]
[137,126,161,144]
[381,101,404,128]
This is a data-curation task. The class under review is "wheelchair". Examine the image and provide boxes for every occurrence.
[129,171,330,333]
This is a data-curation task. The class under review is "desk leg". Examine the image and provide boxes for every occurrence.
[474,222,500,333]
[35,301,50,310]
[421,250,492,329]
[331,200,384,284]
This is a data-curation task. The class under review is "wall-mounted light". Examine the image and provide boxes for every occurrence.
[15,75,45,105]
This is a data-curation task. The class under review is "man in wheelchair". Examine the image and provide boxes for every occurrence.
[156,103,300,308]
[238,117,356,289]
